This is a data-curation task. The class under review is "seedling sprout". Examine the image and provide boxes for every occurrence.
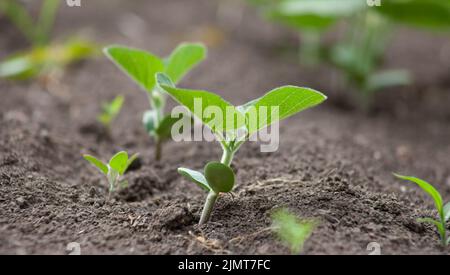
[157,73,327,224]
[84,151,139,199]
[97,95,124,131]
[271,208,318,254]
[104,43,206,161]
[394,174,450,246]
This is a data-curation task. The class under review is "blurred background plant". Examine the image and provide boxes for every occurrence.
[271,208,318,254]
[0,0,98,80]
[247,0,450,111]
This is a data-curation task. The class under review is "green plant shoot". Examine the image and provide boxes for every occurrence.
[97,95,124,130]
[104,43,207,161]
[0,1,97,80]
[394,174,450,246]
[157,73,327,224]
[84,151,139,198]
[271,208,318,254]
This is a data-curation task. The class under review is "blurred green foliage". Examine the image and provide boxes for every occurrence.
[0,0,98,80]
[248,0,450,109]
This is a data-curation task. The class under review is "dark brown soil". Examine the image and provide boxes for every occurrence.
[0,0,449,255]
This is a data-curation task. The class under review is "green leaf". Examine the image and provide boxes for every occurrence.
[204,162,235,193]
[98,95,124,126]
[125,153,139,172]
[0,0,35,43]
[444,202,450,222]
[178,168,210,191]
[367,70,411,92]
[0,55,35,78]
[267,0,367,30]
[104,46,164,93]
[271,208,318,254]
[165,43,206,84]
[35,0,60,45]
[376,0,450,30]
[83,155,109,175]
[156,114,182,141]
[394,174,444,217]
[109,151,129,175]
[158,81,245,134]
[242,86,327,135]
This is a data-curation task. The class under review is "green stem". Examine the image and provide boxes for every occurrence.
[220,147,234,166]
[199,191,218,225]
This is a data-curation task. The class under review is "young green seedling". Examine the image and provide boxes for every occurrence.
[156,73,327,224]
[247,0,450,110]
[104,43,207,161]
[97,95,124,131]
[0,1,97,80]
[84,151,139,199]
[394,174,450,246]
[271,208,318,254]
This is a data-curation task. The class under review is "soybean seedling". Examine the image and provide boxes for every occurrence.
[248,0,450,110]
[394,174,450,246]
[84,151,139,199]
[0,0,97,80]
[97,95,124,131]
[156,73,327,224]
[271,208,318,254]
[104,43,206,161]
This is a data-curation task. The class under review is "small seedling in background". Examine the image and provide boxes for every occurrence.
[394,174,450,246]
[248,0,450,110]
[157,73,326,224]
[0,0,97,80]
[83,151,139,199]
[104,43,206,161]
[271,208,318,254]
[97,95,124,131]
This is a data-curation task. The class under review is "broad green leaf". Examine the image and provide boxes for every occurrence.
[267,0,367,30]
[83,155,109,175]
[165,43,206,84]
[109,151,128,175]
[158,83,245,133]
[143,110,158,135]
[104,46,164,93]
[272,208,318,254]
[394,174,444,217]
[156,114,183,141]
[243,86,327,135]
[204,162,235,193]
[178,168,210,191]
[367,70,411,92]
[444,202,450,222]
[375,0,450,30]
[0,56,34,78]
[125,153,139,172]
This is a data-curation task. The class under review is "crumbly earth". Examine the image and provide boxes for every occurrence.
[0,0,449,255]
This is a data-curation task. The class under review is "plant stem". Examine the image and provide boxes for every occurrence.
[220,147,234,166]
[199,191,218,225]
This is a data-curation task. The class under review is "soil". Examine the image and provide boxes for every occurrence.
[1,0,449,255]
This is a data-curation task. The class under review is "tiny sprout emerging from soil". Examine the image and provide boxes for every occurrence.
[97,95,124,130]
[271,208,318,254]
[394,174,450,246]
[157,73,327,225]
[104,43,206,161]
[84,151,139,198]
